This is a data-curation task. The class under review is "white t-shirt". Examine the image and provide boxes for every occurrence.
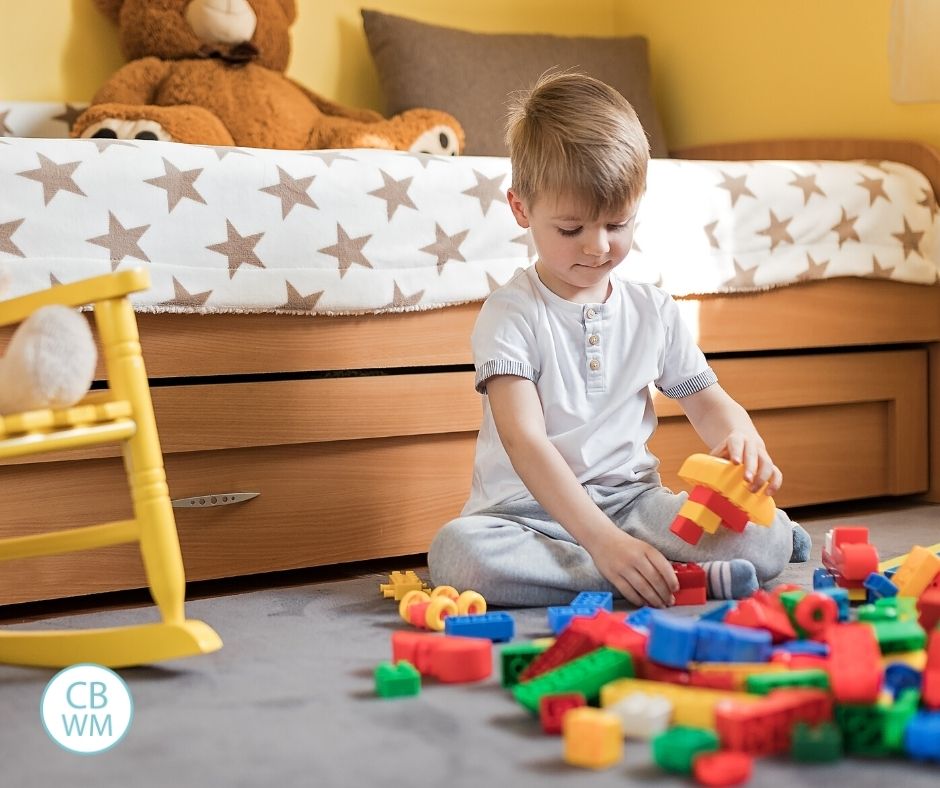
[463,266,717,515]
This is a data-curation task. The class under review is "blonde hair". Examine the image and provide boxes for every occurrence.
[506,71,650,218]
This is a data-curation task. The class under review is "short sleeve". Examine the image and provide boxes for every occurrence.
[471,288,540,394]
[653,292,717,398]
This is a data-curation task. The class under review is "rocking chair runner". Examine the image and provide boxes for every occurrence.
[0,269,222,668]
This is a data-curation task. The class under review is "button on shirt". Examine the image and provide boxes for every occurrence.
[465,266,717,515]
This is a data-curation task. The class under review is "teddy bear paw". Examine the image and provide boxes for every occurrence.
[79,117,174,142]
[408,124,461,156]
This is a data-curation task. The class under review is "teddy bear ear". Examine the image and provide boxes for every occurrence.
[274,0,297,24]
[92,0,125,24]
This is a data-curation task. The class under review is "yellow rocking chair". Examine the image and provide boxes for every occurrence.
[0,269,222,668]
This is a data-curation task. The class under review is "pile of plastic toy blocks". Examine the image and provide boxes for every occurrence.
[374,530,940,784]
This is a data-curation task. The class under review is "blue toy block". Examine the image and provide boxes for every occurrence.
[693,620,772,663]
[647,612,698,669]
[813,567,836,590]
[904,711,940,762]
[570,591,614,612]
[884,663,922,699]
[444,612,515,642]
[884,566,898,581]
[814,586,850,622]
[546,605,597,635]
[626,607,655,631]
[776,640,829,657]
[699,601,736,622]
[863,572,898,602]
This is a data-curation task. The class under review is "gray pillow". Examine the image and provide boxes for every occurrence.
[361,9,669,158]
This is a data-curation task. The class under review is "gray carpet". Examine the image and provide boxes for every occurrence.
[1,501,939,787]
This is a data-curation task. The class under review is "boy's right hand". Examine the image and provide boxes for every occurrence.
[584,529,679,608]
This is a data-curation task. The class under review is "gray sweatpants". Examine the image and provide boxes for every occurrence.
[428,475,797,606]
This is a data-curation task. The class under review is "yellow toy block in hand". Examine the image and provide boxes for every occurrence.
[678,454,776,525]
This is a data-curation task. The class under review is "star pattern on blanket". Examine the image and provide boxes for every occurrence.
[382,282,424,309]
[85,138,137,153]
[421,223,468,274]
[0,218,25,257]
[704,220,720,250]
[0,109,11,136]
[789,172,826,205]
[717,171,756,207]
[318,223,373,278]
[831,208,860,248]
[893,217,924,259]
[919,188,939,221]
[857,175,890,206]
[160,277,213,308]
[87,211,150,269]
[368,170,416,220]
[304,150,354,167]
[201,145,253,161]
[207,219,267,278]
[757,210,794,251]
[722,258,758,288]
[870,255,895,279]
[17,154,86,205]
[52,104,84,131]
[260,166,317,218]
[798,253,830,282]
[279,281,323,311]
[462,170,506,215]
[49,273,63,287]
[145,158,206,212]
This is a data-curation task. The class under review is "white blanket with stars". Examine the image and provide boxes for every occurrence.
[0,101,937,314]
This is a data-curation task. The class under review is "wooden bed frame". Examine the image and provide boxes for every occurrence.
[2,138,939,606]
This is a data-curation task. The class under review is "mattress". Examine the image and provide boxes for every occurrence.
[1,101,938,314]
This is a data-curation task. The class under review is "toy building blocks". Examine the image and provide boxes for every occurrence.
[745,668,830,695]
[863,572,898,601]
[790,721,843,762]
[692,750,753,787]
[917,587,940,632]
[606,691,673,739]
[825,623,883,704]
[878,541,940,572]
[673,562,707,606]
[513,647,635,713]
[546,604,599,635]
[723,593,796,643]
[892,545,940,598]
[647,611,698,668]
[563,708,623,769]
[444,612,515,642]
[501,642,549,688]
[669,454,776,545]
[821,527,879,599]
[904,710,940,762]
[570,591,613,611]
[692,620,772,664]
[379,570,430,600]
[924,629,940,710]
[714,688,832,756]
[793,592,839,639]
[651,725,719,774]
[398,590,456,631]
[391,630,492,683]
[539,692,586,734]
[374,660,421,698]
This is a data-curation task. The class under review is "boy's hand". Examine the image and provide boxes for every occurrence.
[711,430,783,495]
[584,529,679,608]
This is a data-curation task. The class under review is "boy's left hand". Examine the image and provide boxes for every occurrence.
[711,430,783,495]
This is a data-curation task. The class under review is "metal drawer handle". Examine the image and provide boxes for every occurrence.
[171,492,260,508]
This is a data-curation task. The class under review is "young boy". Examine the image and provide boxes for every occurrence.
[428,72,810,608]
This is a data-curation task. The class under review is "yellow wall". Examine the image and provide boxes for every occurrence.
[2,0,939,150]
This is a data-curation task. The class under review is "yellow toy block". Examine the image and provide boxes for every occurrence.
[563,708,623,769]
[892,546,940,598]
[847,587,867,602]
[883,650,928,671]
[675,500,723,535]
[878,542,940,572]
[600,678,758,730]
[379,570,431,600]
[678,454,775,525]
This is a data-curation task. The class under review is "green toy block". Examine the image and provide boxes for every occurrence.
[500,642,549,688]
[374,660,421,698]
[834,703,890,757]
[512,647,634,713]
[651,726,719,774]
[745,669,829,695]
[791,721,843,762]
[883,689,920,751]
[778,589,809,637]
[870,619,927,654]
[858,596,918,623]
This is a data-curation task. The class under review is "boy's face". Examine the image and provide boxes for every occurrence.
[507,189,638,304]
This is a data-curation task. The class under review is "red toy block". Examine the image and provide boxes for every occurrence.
[670,515,704,545]
[639,660,692,685]
[391,631,491,683]
[917,587,940,633]
[824,623,883,704]
[692,750,753,787]
[924,629,940,711]
[821,526,879,582]
[689,484,750,533]
[688,669,738,691]
[794,593,839,638]
[770,652,829,670]
[539,692,587,734]
[673,562,707,606]
[724,594,796,643]
[715,689,832,756]
[518,630,599,683]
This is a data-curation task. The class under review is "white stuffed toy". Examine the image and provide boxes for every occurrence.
[0,272,98,415]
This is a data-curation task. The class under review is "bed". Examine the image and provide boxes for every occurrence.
[1,102,939,606]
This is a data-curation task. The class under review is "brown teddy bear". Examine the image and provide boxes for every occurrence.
[71,0,464,154]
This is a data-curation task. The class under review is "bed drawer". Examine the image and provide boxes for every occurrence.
[651,349,928,506]
[0,433,476,606]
